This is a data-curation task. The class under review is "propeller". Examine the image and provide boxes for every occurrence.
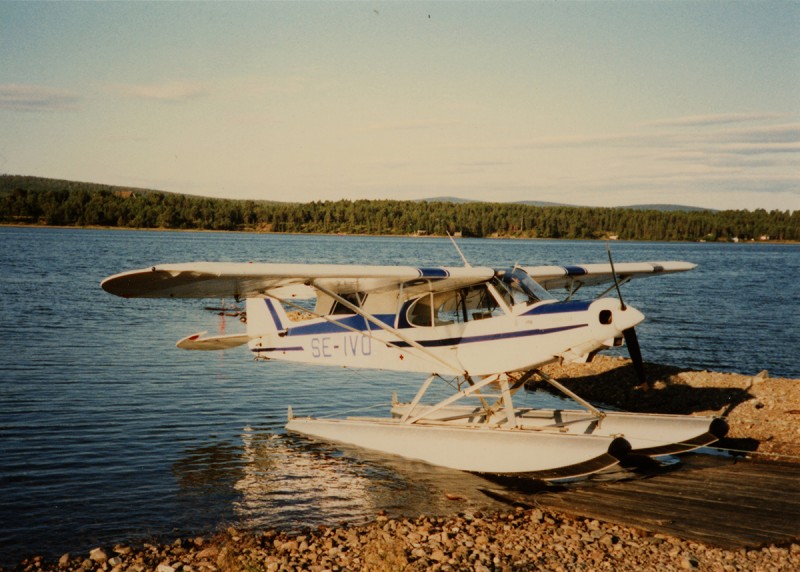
[606,244,647,385]
[623,327,646,384]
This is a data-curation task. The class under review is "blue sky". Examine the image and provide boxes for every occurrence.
[1,1,798,210]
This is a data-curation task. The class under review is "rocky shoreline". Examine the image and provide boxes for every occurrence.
[7,358,799,571]
[16,510,798,572]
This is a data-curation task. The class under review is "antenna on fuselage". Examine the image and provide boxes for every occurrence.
[447,231,471,268]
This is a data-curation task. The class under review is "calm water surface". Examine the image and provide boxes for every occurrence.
[1,227,797,565]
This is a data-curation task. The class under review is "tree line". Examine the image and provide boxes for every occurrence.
[1,175,797,241]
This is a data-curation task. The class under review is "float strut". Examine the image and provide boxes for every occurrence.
[534,369,605,419]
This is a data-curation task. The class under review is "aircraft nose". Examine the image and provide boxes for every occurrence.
[593,298,645,333]
[616,304,645,331]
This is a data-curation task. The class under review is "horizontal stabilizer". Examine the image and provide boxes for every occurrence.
[176,331,250,351]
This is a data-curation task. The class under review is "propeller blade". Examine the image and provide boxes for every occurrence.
[623,327,646,384]
[606,242,626,310]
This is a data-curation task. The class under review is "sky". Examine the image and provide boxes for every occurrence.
[1,1,798,211]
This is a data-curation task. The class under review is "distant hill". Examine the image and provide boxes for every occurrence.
[0,174,166,197]
[0,174,287,204]
[421,196,708,211]
[622,204,716,213]
[419,196,477,204]
[514,200,572,208]
[422,196,571,207]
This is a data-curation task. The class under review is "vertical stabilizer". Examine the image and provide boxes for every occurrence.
[246,297,289,337]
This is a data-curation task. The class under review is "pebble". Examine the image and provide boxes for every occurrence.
[8,508,797,572]
[88,548,107,564]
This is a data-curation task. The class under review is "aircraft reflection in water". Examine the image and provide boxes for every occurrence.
[231,427,509,530]
[233,427,373,529]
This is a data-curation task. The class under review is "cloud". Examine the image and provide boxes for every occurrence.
[722,123,800,145]
[478,116,800,160]
[640,113,785,128]
[105,80,208,103]
[0,84,81,112]
[367,119,461,131]
[458,160,510,167]
[718,142,800,155]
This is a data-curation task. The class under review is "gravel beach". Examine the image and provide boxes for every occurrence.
[7,357,799,572]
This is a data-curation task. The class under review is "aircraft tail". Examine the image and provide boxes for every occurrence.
[246,297,289,337]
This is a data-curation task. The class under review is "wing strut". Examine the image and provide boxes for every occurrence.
[308,282,467,376]
[594,276,632,300]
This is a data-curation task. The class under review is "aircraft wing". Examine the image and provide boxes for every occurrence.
[101,262,494,299]
[523,261,696,291]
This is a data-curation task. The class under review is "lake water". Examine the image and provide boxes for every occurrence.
[1,227,797,565]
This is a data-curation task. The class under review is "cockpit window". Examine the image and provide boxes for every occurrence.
[407,293,434,326]
[495,268,555,306]
[407,284,506,327]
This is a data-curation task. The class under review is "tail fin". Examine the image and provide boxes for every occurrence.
[246,297,289,337]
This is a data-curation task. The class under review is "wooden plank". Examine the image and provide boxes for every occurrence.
[601,483,799,523]
[669,467,800,490]
[540,489,777,537]
[633,457,800,498]
[532,497,764,549]
[516,456,800,549]
[551,485,798,539]
[676,455,799,479]
[617,478,800,516]
[695,462,800,483]
[534,491,792,548]
[646,475,800,508]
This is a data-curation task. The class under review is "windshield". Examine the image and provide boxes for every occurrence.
[496,267,555,306]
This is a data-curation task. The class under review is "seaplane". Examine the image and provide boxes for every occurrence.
[101,242,727,480]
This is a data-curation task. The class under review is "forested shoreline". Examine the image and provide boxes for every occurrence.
[1,175,797,241]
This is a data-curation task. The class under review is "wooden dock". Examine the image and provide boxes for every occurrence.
[486,454,800,549]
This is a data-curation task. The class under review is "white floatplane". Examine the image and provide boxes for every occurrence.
[101,247,727,480]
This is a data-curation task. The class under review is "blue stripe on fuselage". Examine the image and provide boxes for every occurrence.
[252,346,304,353]
[389,323,588,349]
[287,314,396,336]
[522,300,593,316]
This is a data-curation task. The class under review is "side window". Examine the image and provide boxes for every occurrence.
[462,284,504,320]
[408,285,507,328]
[433,289,463,325]
[407,293,433,327]
[330,292,366,315]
